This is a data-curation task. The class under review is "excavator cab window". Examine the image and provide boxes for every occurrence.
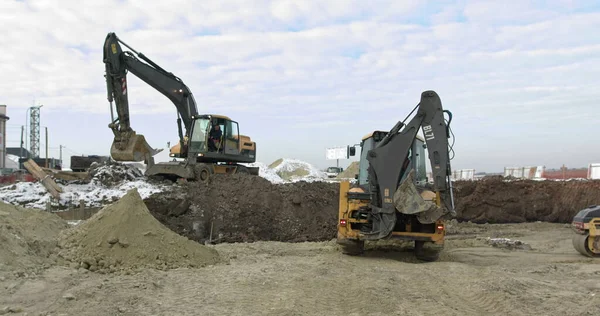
[223,120,240,155]
[208,119,225,152]
[189,117,211,152]
[357,137,375,186]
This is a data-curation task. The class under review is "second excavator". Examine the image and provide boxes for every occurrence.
[103,32,258,181]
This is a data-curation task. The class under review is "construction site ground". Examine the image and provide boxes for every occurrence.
[1,165,600,315]
[1,221,599,315]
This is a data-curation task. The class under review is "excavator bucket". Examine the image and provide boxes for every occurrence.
[110,133,163,162]
[392,170,446,224]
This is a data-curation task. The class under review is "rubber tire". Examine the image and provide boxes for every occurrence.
[415,241,442,262]
[341,240,365,256]
[236,165,249,174]
[195,165,212,182]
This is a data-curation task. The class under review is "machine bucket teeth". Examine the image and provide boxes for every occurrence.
[572,233,600,258]
[111,133,163,162]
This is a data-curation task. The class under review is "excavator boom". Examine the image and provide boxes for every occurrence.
[103,32,198,162]
[337,90,455,261]
[364,90,455,239]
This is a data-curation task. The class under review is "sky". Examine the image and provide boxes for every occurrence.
[1,0,599,173]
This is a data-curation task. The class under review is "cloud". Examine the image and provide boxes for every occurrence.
[0,0,599,172]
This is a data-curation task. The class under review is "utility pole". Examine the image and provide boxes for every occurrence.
[45,127,48,168]
[19,126,24,169]
[59,145,63,166]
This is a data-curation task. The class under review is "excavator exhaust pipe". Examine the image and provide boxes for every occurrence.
[110,133,163,162]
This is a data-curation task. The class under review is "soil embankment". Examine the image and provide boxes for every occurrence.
[145,174,339,244]
[453,177,600,223]
[145,175,600,243]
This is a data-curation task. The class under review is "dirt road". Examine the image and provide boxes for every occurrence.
[2,222,599,316]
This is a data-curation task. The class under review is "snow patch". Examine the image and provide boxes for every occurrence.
[244,159,328,183]
[269,158,328,183]
[7,154,20,163]
[0,158,330,210]
[0,180,165,210]
[241,162,286,184]
[0,161,165,210]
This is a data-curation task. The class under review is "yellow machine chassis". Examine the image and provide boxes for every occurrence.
[336,181,446,245]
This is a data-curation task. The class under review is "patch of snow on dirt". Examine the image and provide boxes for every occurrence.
[269,158,328,183]
[241,162,286,184]
[482,237,532,250]
[88,161,144,186]
[0,161,165,210]
[0,180,164,210]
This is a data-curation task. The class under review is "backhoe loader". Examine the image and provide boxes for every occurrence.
[337,90,455,261]
[103,32,258,181]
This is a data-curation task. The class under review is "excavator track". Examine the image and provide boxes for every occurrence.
[572,233,600,258]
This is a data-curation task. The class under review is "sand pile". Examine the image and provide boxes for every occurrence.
[57,188,221,273]
[145,173,339,244]
[87,160,144,186]
[0,201,69,274]
[337,161,359,179]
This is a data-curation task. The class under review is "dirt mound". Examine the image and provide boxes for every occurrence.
[145,176,600,244]
[337,161,359,179]
[87,160,144,186]
[0,201,69,274]
[453,178,600,223]
[145,174,339,244]
[57,188,221,273]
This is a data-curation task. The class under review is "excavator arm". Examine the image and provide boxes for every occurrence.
[103,32,198,162]
[364,90,455,239]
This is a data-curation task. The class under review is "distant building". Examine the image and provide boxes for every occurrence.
[7,147,32,158]
[6,147,61,169]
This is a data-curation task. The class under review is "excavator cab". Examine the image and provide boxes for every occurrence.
[168,114,256,164]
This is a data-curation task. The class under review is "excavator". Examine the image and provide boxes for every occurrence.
[337,90,455,261]
[103,32,258,181]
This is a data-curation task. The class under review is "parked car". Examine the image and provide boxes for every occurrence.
[325,166,343,178]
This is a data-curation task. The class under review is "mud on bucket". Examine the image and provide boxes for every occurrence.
[392,170,445,224]
[111,133,162,162]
